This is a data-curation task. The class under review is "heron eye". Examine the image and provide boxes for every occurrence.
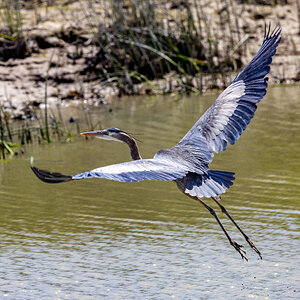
[99,130,109,135]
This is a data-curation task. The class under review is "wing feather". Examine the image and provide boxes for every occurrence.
[72,158,189,182]
[178,26,281,154]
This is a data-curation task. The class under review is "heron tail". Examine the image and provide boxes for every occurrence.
[207,170,235,190]
[31,166,72,184]
[182,170,235,198]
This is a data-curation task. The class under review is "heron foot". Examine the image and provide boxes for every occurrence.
[246,237,262,259]
[231,240,248,261]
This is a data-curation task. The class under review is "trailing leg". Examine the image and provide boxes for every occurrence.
[187,194,248,261]
[212,196,262,259]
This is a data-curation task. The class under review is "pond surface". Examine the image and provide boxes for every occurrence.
[0,86,300,299]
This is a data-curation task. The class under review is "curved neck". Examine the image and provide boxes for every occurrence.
[119,134,142,160]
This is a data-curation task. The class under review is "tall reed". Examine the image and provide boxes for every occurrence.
[82,0,244,94]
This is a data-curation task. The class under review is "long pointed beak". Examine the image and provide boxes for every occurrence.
[80,131,105,136]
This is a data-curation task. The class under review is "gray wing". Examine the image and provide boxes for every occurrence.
[31,143,211,185]
[72,158,190,182]
[178,26,281,154]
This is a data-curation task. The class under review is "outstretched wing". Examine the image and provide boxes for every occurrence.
[31,158,190,184]
[73,158,190,182]
[178,25,281,154]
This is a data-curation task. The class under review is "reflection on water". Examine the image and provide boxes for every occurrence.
[0,86,299,299]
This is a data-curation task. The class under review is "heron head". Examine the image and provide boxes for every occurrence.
[80,128,131,143]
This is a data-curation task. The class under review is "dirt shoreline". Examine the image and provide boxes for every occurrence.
[0,1,299,119]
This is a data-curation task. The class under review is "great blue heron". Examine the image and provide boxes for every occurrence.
[31,26,281,261]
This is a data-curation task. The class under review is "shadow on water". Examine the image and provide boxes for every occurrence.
[0,86,299,298]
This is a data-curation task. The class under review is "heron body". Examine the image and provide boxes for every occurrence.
[31,26,281,260]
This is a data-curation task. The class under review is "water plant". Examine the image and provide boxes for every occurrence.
[81,0,245,94]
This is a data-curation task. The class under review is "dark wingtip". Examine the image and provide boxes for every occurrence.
[263,23,281,42]
[31,166,72,184]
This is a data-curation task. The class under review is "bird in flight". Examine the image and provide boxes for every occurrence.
[31,25,281,261]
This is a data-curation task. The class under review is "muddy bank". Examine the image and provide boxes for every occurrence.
[0,0,300,119]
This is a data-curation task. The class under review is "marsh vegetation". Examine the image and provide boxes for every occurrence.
[0,0,299,155]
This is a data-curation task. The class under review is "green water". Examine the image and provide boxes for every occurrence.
[0,86,299,299]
